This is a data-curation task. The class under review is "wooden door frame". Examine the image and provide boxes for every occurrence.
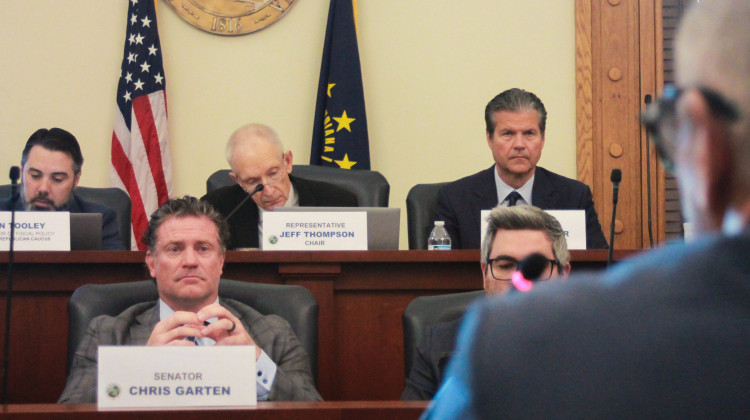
[575,0,665,249]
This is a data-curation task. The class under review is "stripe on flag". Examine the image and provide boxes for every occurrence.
[111,0,171,250]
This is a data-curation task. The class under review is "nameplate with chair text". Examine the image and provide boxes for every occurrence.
[0,211,70,251]
[480,209,586,250]
[262,211,367,250]
[98,345,256,410]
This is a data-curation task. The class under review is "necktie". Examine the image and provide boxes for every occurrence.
[185,321,211,345]
[506,191,522,207]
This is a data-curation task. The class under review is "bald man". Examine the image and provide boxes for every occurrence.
[202,124,357,249]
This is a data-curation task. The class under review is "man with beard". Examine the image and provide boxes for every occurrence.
[0,128,124,250]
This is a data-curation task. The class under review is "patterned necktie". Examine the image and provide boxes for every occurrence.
[185,321,211,345]
[506,191,522,207]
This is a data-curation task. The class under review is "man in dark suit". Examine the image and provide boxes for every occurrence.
[202,124,357,249]
[59,196,321,403]
[426,1,750,417]
[434,88,607,249]
[401,205,570,400]
[0,127,124,250]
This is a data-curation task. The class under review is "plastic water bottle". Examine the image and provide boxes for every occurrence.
[427,221,452,250]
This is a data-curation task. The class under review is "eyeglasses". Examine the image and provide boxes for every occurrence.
[486,255,559,282]
[641,84,739,172]
[240,170,285,193]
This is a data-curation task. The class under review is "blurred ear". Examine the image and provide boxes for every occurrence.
[73,171,81,189]
[560,263,571,278]
[229,171,238,183]
[682,90,733,228]
[145,250,156,278]
[283,150,294,173]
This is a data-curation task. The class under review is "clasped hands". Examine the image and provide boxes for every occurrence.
[147,302,262,360]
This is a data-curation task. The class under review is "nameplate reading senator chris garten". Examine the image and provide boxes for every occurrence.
[97,346,256,409]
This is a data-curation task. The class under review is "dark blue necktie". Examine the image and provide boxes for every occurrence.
[185,320,211,345]
[506,191,522,207]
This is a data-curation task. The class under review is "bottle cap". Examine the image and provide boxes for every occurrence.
[434,221,445,226]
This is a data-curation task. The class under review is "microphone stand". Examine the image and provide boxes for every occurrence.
[3,166,20,404]
[607,169,621,268]
[225,184,264,220]
[645,95,655,248]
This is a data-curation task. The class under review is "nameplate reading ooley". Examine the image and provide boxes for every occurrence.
[0,211,70,251]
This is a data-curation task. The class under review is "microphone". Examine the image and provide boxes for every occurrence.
[3,166,20,403]
[645,94,654,248]
[225,184,264,220]
[607,169,622,268]
[8,166,19,184]
[511,253,550,292]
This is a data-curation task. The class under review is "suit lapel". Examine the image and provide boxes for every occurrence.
[131,304,159,345]
[474,166,500,210]
[292,175,318,206]
[68,192,85,212]
[531,167,556,209]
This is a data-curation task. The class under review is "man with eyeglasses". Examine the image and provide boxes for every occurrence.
[202,124,357,249]
[401,205,570,400]
[427,1,750,418]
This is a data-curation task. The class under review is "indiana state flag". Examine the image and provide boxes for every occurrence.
[311,0,370,170]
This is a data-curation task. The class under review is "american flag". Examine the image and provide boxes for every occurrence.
[111,0,171,250]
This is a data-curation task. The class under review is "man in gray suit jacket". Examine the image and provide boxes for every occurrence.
[434,88,607,249]
[426,1,750,417]
[59,196,321,403]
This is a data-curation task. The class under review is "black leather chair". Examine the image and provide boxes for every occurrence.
[406,182,448,249]
[206,165,391,207]
[0,185,133,250]
[67,279,319,382]
[402,290,483,376]
[74,187,132,250]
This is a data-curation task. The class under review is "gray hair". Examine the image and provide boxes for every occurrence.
[485,88,547,135]
[676,0,750,190]
[480,205,570,269]
[224,123,284,166]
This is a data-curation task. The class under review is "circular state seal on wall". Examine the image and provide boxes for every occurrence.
[166,0,296,36]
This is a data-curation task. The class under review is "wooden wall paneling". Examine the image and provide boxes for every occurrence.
[639,0,664,248]
[333,292,417,400]
[0,401,430,419]
[0,295,69,403]
[602,0,641,250]
[577,0,662,249]
[278,264,340,400]
[0,250,633,403]
[576,0,595,188]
